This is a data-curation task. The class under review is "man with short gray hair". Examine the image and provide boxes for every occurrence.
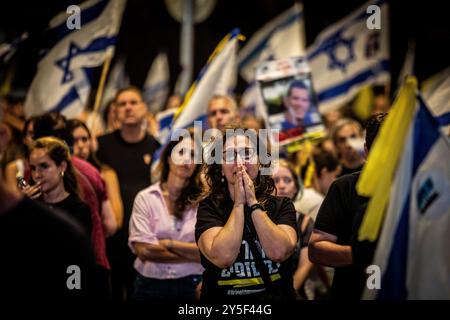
[207,95,240,130]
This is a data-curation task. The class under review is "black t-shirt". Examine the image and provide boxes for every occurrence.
[42,193,92,236]
[338,163,364,178]
[195,194,298,301]
[96,130,160,233]
[314,172,369,299]
[292,213,314,269]
[0,197,97,300]
[298,213,314,249]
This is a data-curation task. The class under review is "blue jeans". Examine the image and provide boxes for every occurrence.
[132,274,202,301]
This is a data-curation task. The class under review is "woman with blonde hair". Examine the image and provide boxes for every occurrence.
[272,159,314,299]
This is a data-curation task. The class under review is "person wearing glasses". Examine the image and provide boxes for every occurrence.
[195,125,298,301]
[96,86,160,300]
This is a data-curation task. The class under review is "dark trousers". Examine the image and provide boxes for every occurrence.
[132,273,202,301]
[107,231,136,300]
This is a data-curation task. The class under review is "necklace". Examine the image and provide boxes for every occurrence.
[161,182,179,201]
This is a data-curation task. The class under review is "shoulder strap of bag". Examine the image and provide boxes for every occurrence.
[244,211,274,291]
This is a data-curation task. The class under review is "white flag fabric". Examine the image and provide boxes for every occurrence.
[307,0,390,113]
[171,29,240,131]
[363,95,450,300]
[422,67,450,134]
[155,108,176,144]
[240,81,265,118]
[102,57,129,109]
[238,3,305,83]
[143,52,170,114]
[24,0,126,118]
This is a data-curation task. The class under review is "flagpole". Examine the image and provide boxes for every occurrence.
[91,50,113,134]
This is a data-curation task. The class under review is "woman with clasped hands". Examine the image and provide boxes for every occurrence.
[195,126,298,301]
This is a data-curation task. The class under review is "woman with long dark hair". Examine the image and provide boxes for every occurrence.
[67,119,123,231]
[195,126,298,301]
[128,128,204,300]
[25,137,92,235]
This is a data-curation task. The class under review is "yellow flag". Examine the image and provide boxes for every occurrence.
[0,64,15,96]
[352,85,374,121]
[356,77,418,241]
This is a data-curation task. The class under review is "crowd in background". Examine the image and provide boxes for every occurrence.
[0,85,391,300]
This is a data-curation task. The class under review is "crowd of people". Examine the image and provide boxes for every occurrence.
[0,85,389,300]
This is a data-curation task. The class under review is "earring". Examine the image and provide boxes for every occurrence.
[61,171,64,177]
[221,175,225,183]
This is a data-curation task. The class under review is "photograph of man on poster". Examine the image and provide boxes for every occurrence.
[281,79,322,131]
[256,57,325,144]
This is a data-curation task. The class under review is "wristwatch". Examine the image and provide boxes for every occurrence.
[249,203,265,213]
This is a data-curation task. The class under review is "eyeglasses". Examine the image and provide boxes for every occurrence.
[223,147,256,163]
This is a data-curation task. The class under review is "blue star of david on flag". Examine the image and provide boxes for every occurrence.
[323,32,355,73]
[55,42,83,84]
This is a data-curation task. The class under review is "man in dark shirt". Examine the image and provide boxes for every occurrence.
[330,118,365,177]
[309,113,387,299]
[96,86,160,300]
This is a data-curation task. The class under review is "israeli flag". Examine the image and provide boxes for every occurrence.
[307,0,390,113]
[171,29,240,132]
[364,95,450,300]
[24,0,126,118]
[143,52,170,114]
[240,80,266,119]
[155,108,176,144]
[422,67,450,134]
[102,56,129,109]
[238,3,305,83]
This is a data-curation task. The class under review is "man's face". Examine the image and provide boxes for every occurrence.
[115,90,147,127]
[335,124,363,161]
[285,87,311,120]
[207,98,237,131]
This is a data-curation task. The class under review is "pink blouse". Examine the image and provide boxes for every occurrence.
[128,183,204,279]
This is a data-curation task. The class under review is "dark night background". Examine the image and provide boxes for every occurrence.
[1,0,449,97]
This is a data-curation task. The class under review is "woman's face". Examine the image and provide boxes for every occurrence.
[168,137,197,179]
[72,126,91,160]
[222,135,259,185]
[273,166,298,200]
[29,148,66,194]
